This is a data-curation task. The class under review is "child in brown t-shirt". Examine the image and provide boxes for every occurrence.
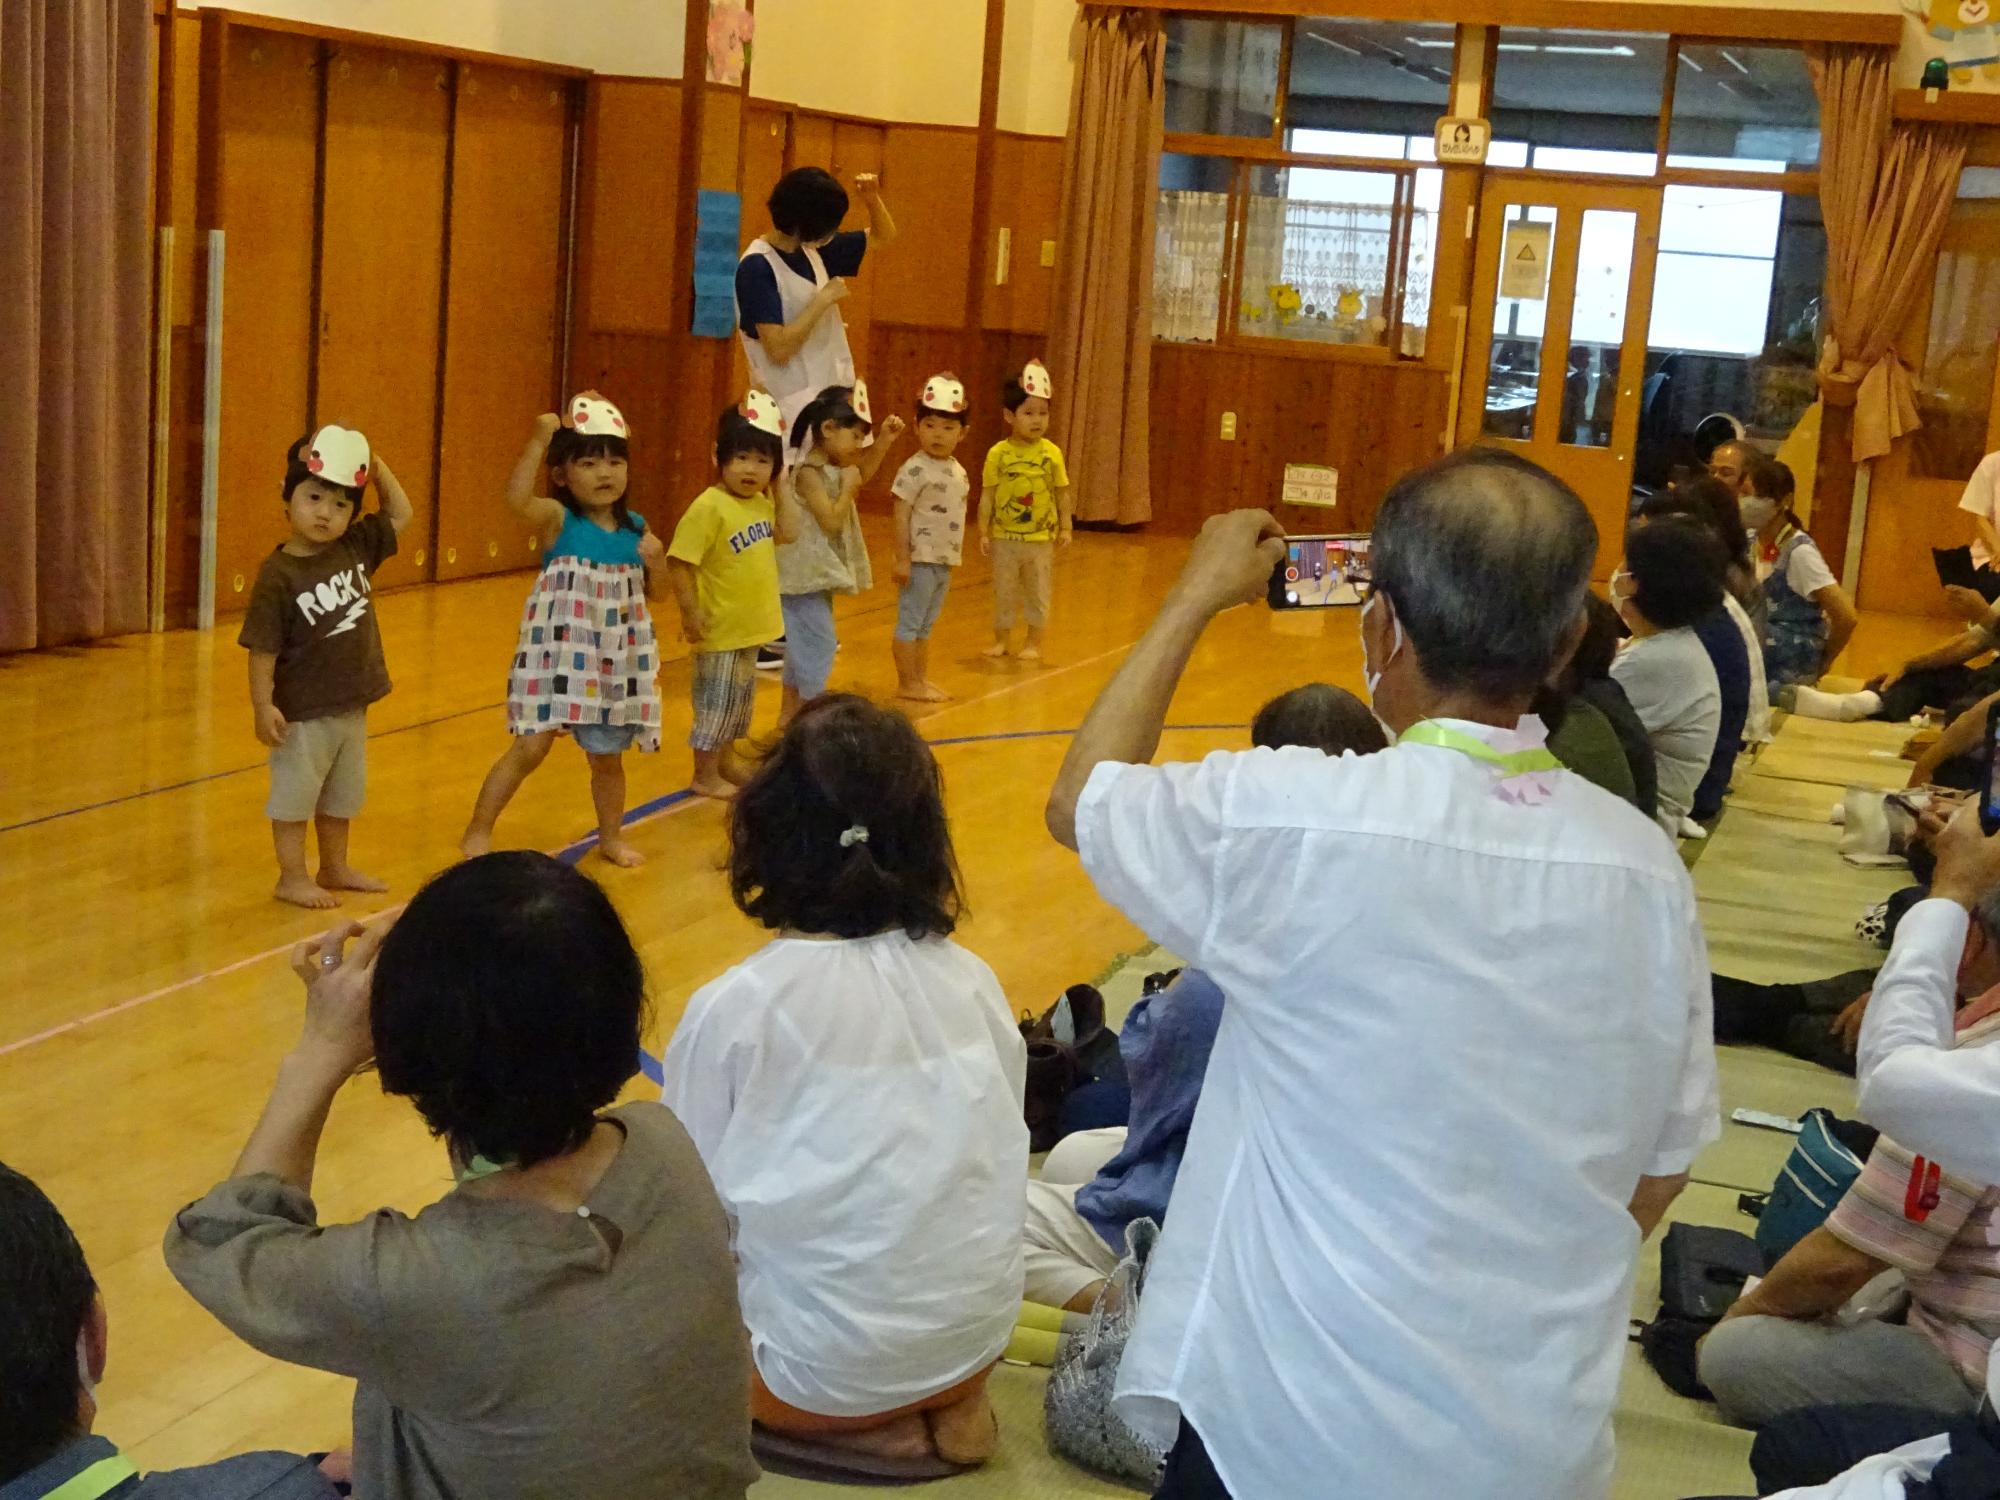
[238,426,413,907]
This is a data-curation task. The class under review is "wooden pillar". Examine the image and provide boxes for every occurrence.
[1810,394,1858,582]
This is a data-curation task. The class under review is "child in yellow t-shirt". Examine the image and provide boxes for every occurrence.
[977,360,1071,661]
[665,394,785,799]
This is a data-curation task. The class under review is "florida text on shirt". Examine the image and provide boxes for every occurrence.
[727,518,775,556]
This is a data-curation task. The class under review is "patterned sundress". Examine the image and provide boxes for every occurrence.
[505,508,661,751]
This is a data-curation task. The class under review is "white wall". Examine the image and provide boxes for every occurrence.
[751,0,985,125]
[998,0,1076,135]
[182,0,685,77]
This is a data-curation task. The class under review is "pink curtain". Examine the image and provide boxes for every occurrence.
[0,0,153,651]
[1808,43,1969,463]
[1048,8,1163,525]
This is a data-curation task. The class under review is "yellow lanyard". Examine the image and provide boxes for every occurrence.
[41,1456,138,1500]
[1398,720,1562,776]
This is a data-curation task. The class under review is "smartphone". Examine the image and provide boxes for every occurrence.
[1984,699,2000,835]
[1268,533,1371,609]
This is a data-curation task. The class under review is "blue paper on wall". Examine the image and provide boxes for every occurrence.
[692,190,742,338]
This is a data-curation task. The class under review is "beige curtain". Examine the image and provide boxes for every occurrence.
[1808,43,1969,463]
[0,0,153,651]
[1049,8,1163,525]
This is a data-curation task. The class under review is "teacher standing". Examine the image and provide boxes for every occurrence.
[736,166,898,444]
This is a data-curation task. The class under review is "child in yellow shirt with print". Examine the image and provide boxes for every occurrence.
[664,393,786,799]
[977,360,1071,661]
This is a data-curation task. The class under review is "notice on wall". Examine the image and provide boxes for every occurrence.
[1433,116,1490,165]
[1281,464,1339,509]
[1499,222,1551,302]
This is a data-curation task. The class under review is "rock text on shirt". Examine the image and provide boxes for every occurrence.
[295,564,374,636]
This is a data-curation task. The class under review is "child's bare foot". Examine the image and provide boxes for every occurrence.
[926,1390,999,1465]
[896,682,951,703]
[276,875,341,910]
[924,680,955,700]
[689,777,738,801]
[1019,645,1042,663]
[982,641,1010,659]
[318,866,388,894]
[459,828,492,860]
[597,838,645,868]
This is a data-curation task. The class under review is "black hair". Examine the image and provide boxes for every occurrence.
[280,430,366,506]
[1746,455,1797,502]
[915,403,969,427]
[1622,514,1727,629]
[1646,476,1754,579]
[0,1163,95,1481]
[546,427,642,534]
[1370,447,1598,698]
[768,166,849,242]
[790,384,870,454]
[1250,684,1387,757]
[729,693,963,941]
[371,853,645,1170]
[715,406,783,474]
[1573,593,1628,684]
[1001,378,1038,413]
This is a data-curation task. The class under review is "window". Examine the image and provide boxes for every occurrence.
[1649,185,1783,357]
[1285,18,1453,133]
[1156,152,1230,344]
[1666,43,1819,173]
[1164,18,1284,139]
[1912,167,2000,481]
[1239,162,1408,349]
[1489,29,1669,173]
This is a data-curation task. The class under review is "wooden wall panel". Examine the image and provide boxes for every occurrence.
[791,114,834,173]
[162,13,205,626]
[170,15,201,330]
[1857,454,1964,616]
[830,121,884,380]
[317,45,450,589]
[584,79,680,334]
[984,134,1063,336]
[569,331,682,534]
[213,28,319,610]
[876,128,975,329]
[700,88,743,191]
[435,65,571,582]
[1147,345,1448,535]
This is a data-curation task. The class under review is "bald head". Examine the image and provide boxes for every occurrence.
[1708,441,1753,495]
[1370,448,1597,699]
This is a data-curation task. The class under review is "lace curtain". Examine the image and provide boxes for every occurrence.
[1154,190,1228,342]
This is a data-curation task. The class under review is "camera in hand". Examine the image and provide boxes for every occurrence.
[1268,534,1371,610]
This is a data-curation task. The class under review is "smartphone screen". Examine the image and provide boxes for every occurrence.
[1985,700,2000,835]
[1269,534,1371,609]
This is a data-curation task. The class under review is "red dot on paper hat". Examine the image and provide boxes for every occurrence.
[612,414,625,428]
[308,454,324,473]
[353,466,368,484]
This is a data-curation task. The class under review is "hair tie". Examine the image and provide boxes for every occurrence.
[839,825,869,849]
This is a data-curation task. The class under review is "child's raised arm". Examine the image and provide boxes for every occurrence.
[793,464,851,536]
[976,485,995,558]
[856,415,906,486]
[507,414,568,534]
[371,456,416,535]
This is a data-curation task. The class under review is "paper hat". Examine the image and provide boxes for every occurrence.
[1020,359,1053,400]
[739,390,783,436]
[920,373,967,414]
[568,393,629,438]
[305,425,370,489]
[851,378,873,426]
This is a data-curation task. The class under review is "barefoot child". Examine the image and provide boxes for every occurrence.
[241,425,413,908]
[977,360,1070,662]
[775,381,905,722]
[461,393,664,868]
[665,393,786,799]
[889,373,971,703]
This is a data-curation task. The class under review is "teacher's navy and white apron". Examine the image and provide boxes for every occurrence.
[737,237,856,458]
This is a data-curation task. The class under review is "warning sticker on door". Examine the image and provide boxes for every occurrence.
[1499,222,1551,302]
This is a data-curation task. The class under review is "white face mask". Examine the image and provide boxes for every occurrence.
[1360,593,1403,702]
[1740,494,1778,532]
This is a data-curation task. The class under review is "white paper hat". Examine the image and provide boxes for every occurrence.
[1020,360,1053,400]
[568,393,629,438]
[739,390,783,436]
[920,373,967,414]
[851,378,873,426]
[305,425,370,489]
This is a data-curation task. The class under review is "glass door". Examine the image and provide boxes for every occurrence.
[1458,178,1663,574]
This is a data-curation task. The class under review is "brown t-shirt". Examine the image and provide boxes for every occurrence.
[238,511,397,720]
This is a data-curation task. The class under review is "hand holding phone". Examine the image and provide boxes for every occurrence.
[1268,534,1371,610]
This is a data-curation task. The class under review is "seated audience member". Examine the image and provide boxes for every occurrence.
[1908,687,2000,794]
[1686,808,2000,1500]
[660,694,1025,1472]
[1746,457,1858,693]
[1610,515,1727,837]
[1657,476,1773,744]
[1543,593,1660,819]
[1022,684,1387,1313]
[1044,450,1717,1500]
[165,854,756,1500]
[1785,595,2000,727]
[0,1164,340,1500]
[1957,445,2000,603]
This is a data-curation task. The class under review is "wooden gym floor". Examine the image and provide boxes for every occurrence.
[0,517,1948,1475]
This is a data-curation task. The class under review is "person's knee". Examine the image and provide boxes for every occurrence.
[1697,1317,1787,1424]
[514,732,557,767]
[586,751,624,775]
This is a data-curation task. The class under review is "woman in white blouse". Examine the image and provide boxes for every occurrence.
[660,694,1026,1476]
[1610,514,1726,837]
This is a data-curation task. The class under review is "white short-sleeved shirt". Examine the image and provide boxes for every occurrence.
[659,933,1027,1417]
[1755,530,1839,598]
[1611,628,1723,834]
[1961,451,2000,567]
[1075,727,1718,1500]
[892,453,970,568]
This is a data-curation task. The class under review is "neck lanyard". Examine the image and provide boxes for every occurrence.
[41,1457,138,1500]
[456,1154,512,1183]
[1399,720,1561,776]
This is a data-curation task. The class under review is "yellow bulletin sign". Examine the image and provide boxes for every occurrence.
[1500,222,1552,302]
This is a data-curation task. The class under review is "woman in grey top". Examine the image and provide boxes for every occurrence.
[164,853,756,1500]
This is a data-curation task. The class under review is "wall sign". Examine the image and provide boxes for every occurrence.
[1499,222,1551,302]
[1433,116,1490,165]
[1281,463,1339,509]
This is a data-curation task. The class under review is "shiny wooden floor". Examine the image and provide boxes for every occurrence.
[0,517,1948,1469]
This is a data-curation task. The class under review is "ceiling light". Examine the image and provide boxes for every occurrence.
[1304,32,1364,57]
[1720,49,1752,74]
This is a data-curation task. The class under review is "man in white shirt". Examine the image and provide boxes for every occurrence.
[1045,448,1720,1500]
[1959,451,2000,582]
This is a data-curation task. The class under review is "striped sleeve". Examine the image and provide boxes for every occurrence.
[1825,1136,1979,1274]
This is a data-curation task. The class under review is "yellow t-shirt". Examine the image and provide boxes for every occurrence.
[982,437,1069,542]
[666,485,782,653]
